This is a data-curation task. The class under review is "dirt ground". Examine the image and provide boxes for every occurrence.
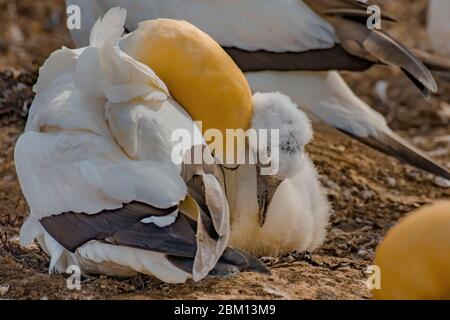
[0,0,448,300]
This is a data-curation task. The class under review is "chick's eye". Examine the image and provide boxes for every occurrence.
[280,133,300,154]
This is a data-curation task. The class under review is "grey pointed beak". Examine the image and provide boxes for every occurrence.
[256,169,283,227]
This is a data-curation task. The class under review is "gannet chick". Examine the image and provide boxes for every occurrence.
[226,93,331,257]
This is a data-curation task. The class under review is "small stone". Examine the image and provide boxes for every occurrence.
[361,190,374,200]
[336,145,346,152]
[374,80,389,104]
[357,249,367,256]
[161,285,171,293]
[0,285,10,296]
[386,177,397,187]
[433,177,450,188]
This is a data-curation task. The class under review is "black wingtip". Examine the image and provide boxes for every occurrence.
[364,29,438,95]
[402,69,434,97]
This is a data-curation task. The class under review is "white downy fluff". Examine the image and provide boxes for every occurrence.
[228,156,331,257]
[226,92,331,256]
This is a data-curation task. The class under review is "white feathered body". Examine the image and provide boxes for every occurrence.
[17,8,204,283]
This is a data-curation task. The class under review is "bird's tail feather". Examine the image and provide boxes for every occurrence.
[348,129,450,180]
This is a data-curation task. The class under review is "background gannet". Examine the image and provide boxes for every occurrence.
[428,0,450,57]
[16,8,268,284]
[66,0,450,181]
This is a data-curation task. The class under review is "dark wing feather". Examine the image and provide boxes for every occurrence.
[105,214,198,258]
[224,46,373,72]
[41,200,269,276]
[167,247,270,276]
[40,202,176,252]
[42,146,266,278]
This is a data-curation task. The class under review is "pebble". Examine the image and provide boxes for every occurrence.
[361,190,374,201]
[433,177,450,188]
[0,285,9,296]
[386,177,397,187]
[357,249,367,256]
[9,25,24,43]
[374,80,389,104]
[160,285,171,293]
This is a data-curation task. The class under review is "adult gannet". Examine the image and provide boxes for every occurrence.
[16,8,268,283]
[66,0,450,181]
[428,0,450,57]
[17,8,331,281]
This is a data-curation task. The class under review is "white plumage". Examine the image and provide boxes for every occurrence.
[17,8,222,283]
[246,71,390,139]
[89,0,337,52]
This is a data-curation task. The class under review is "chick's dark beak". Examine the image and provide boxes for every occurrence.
[256,168,283,227]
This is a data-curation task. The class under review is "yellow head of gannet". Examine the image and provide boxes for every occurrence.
[373,201,450,300]
[120,19,254,141]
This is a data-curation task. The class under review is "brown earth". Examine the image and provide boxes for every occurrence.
[0,0,448,300]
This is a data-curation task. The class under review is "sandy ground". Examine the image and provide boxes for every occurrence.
[0,0,449,300]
